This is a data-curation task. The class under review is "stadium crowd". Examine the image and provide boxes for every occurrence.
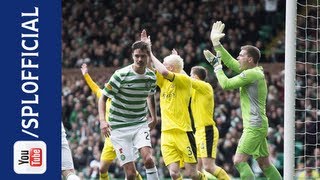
[60,0,320,179]
[62,0,285,69]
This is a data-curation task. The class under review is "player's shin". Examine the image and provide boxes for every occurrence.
[262,164,282,180]
[234,162,254,180]
[146,166,159,180]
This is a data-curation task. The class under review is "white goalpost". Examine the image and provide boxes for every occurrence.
[285,0,319,179]
[284,0,296,179]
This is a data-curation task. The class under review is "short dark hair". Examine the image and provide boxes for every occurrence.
[241,45,261,64]
[131,41,150,54]
[191,66,207,80]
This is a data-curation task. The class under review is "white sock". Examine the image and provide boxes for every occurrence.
[66,173,80,180]
[146,166,159,180]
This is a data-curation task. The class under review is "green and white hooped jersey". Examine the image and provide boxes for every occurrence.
[102,65,157,129]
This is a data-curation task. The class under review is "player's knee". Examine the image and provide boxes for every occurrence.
[203,165,215,174]
[184,168,198,179]
[189,171,200,179]
[99,166,107,174]
[233,158,242,166]
[257,157,271,170]
[124,167,137,180]
[143,155,155,168]
[126,172,136,180]
[169,169,181,179]
[100,161,111,173]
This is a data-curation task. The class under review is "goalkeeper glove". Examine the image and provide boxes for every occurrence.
[203,50,222,72]
[210,21,225,46]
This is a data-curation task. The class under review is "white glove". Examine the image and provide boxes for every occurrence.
[210,21,225,46]
[203,50,222,72]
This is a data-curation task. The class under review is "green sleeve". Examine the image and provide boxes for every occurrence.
[215,45,241,74]
[215,68,258,90]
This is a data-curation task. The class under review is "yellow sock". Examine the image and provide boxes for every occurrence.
[99,172,109,180]
[213,166,230,180]
[202,169,217,180]
[198,171,207,180]
[176,175,183,180]
[136,171,143,180]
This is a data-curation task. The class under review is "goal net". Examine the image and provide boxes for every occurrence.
[285,0,320,179]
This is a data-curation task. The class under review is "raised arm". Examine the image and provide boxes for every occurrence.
[215,46,241,74]
[203,51,254,90]
[81,63,103,98]
[209,21,241,73]
[141,29,172,78]
[210,21,225,47]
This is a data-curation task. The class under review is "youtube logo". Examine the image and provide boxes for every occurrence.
[14,141,46,174]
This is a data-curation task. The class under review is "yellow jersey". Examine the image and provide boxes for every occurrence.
[83,73,111,120]
[156,71,192,132]
[191,79,216,129]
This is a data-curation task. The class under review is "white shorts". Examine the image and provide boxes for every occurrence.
[110,122,151,166]
[61,123,74,170]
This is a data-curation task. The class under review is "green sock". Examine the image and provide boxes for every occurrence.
[235,162,255,180]
[263,165,282,180]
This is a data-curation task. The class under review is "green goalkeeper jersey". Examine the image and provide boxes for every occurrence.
[214,46,268,129]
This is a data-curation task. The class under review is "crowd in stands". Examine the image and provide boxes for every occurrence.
[61,0,320,179]
[62,0,285,69]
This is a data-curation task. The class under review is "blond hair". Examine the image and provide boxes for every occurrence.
[163,54,184,72]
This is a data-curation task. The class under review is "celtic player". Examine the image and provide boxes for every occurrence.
[80,63,142,180]
[98,41,159,180]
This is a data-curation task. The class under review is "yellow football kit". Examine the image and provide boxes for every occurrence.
[191,79,219,158]
[156,71,197,166]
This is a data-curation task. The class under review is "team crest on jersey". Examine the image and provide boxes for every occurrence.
[145,81,152,89]
[120,154,126,161]
[105,83,112,90]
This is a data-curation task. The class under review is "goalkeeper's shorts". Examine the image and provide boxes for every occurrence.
[236,127,269,159]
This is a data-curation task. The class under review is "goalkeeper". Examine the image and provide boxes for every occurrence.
[203,21,282,180]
